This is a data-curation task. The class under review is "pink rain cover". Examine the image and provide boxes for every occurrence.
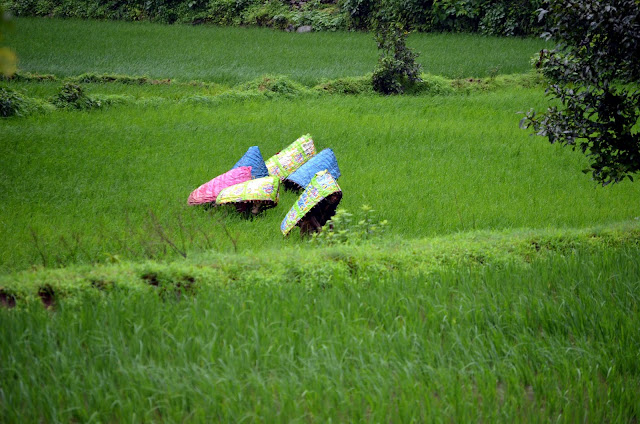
[187,166,252,205]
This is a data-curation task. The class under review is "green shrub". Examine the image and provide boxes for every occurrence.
[206,0,246,25]
[340,0,544,35]
[51,82,100,109]
[372,22,422,95]
[6,0,546,35]
[340,0,374,29]
[0,86,27,117]
[242,1,292,29]
[478,0,544,36]
[292,1,348,31]
[311,205,389,245]
[0,86,52,117]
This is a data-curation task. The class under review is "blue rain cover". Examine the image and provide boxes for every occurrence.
[285,148,340,189]
[232,146,269,179]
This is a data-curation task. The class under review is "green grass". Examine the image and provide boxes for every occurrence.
[6,18,550,85]
[2,246,639,422]
[2,18,640,422]
[2,89,639,272]
[1,221,638,304]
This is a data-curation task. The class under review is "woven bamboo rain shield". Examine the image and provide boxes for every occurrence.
[281,170,341,236]
[232,146,269,179]
[265,134,316,181]
[285,148,340,190]
[187,166,252,205]
[216,176,280,205]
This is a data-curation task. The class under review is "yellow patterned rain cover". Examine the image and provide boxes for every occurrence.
[281,170,341,235]
[216,176,280,205]
[265,134,316,181]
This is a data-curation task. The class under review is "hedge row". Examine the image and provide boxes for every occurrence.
[5,0,546,36]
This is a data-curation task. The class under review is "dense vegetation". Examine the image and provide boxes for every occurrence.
[523,0,640,185]
[5,0,546,35]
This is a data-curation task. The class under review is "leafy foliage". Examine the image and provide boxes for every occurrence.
[341,0,545,35]
[52,82,100,109]
[311,205,388,245]
[0,86,52,117]
[6,0,546,35]
[371,2,422,95]
[372,25,422,94]
[521,0,640,185]
[0,86,26,116]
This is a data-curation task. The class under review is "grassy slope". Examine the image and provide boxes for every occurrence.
[1,242,639,422]
[7,17,550,84]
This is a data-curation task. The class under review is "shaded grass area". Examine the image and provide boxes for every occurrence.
[1,245,639,422]
[6,18,550,85]
[1,90,639,272]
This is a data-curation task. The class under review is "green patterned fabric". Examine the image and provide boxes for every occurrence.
[281,170,341,235]
[265,134,316,181]
[216,176,280,205]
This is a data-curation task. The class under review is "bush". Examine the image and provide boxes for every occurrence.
[340,0,545,35]
[371,22,422,95]
[1,86,53,117]
[292,1,348,31]
[5,0,546,35]
[51,83,100,110]
[0,86,27,117]
[242,1,292,29]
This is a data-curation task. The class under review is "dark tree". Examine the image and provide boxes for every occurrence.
[521,0,640,185]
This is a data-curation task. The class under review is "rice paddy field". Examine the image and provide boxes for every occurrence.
[1,17,639,422]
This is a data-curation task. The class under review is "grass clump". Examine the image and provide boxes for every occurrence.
[410,73,455,95]
[1,86,29,116]
[0,86,52,117]
[236,74,311,97]
[314,75,373,95]
[70,72,154,85]
[51,83,100,110]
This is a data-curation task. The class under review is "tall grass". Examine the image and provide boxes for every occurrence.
[1,90,639,272]
[1,247,639,422]
[6,18,550,84]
